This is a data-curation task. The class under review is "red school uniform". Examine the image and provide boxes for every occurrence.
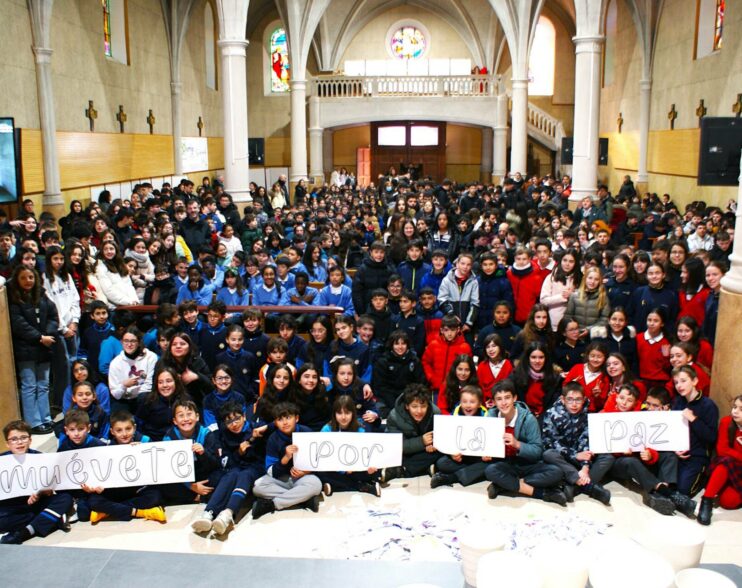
[507,265,543,325]
[665,363,711,398]
[563,363,611,412]
[678,287,711,328]
[696,339,714,374]
[636,331,672,385]
[476,359,513,404]
[421,333,472,394]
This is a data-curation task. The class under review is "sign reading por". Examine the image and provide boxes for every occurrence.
[433,415,506,458]
[292,433,403,472]
[0,441,195,500]
[588,412,690,454]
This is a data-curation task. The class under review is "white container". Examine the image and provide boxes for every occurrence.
[675,568,737,588]
[529,543,588,588]
[632,517,706,572]
[588,540,674,588]
[458,524,507,587]
[476,551,544,588]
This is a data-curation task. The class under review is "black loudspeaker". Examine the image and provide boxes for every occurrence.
[248,138,265,165]
[698,118,741,186]
[599,138,609,165]
[561,137,573,165]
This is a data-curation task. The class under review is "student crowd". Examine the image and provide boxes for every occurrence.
[1,171,740,544]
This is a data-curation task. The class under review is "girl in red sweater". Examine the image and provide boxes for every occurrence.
[698,395,742,525]
[509,341,561,419]
[666,342,710,397]
[476,334,513,407]
[603,352,647,409]
[564,342,611,412]
[507,248,543,325]
[438,355,478,415]
[675,316,714,375]
[637,308,672,389]
[678,258,710,327]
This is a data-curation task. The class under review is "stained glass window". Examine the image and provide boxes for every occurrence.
[103,0,112,57]
[270,28,290,93]
[390,26,426,60]
[713,0,724,50]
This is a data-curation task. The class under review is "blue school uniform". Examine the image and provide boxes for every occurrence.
[176,282,215,306]
[315,285,355,317]
[326,381,381,431]
[323,337,372,382]
[215,347,259,402]
[98,336,122,377]
[80,321,115,377]
[198,323,228,371]
[216,286,250,306]
[243,329,270,363]
[202,388,249,427]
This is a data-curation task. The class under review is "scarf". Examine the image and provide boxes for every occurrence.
[529,367,544,381]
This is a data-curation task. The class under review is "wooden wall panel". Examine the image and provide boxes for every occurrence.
[647,129,700,177]
[207,136,224,170]
[602,131,639,172]
[265,137,291,167]
[333,126,371,167]
[445,164,480,182]
[20,129,45,194]
[446,124,482,164]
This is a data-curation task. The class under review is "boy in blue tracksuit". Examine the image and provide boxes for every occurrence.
[179,300,204,340]
[79,301,115,379]
[476,252,514,330]
[214,324,259,407]
[160,398,222,506]
[323,316,372,381]
[397,240,431,294]
[199,300,229,371]
[392,290,426,358]
[315,265,355,317]
[278,314,308,367]
[251,402,322,519]
[0,420,72,544]
[419,250,451,296]
[191,401,269,536]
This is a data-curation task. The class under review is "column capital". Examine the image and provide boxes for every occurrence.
[639,78,653,91]
[218,38,248,57]
[511,78,529,89]
[170,81,183,95]
[32,46,53,64]
[573,35,605,55]
[290,79,307,91]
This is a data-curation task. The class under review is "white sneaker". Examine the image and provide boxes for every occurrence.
[212,509,234,536]
[190,510,213,533]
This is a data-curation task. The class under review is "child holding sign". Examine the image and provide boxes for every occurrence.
[383,384,442,483]
[317,396,382,497]
[606,384,693,516]
[483,381,567,506]
[0,420,73,544]
[431,386,492,488]
[671,366,718,497]
[698,395,742,525]
[251,402,322,519]
[542,383,612,504]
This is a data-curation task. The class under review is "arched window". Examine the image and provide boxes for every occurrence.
[270,27,290,93]
[204,2,216,90]
[603,0,617,87]
[696,0,724,59]
[102,0,128,65]
[528,16,555,96]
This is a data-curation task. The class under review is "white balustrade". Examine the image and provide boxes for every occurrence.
[310,75,496,98]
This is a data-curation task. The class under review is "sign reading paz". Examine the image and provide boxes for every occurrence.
[588,412,690,454]
[433,415,506,458]
[292,433,403,472]
[0,441,195,500]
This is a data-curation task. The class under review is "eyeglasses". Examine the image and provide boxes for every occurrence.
[7,435,30,444]
[214,376,231,382]
[224,416,244,426]
[564,397,585,405]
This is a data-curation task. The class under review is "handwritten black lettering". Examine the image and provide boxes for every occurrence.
[66,453,88,485]
[142,446,165,482]
[118,455,141,482]
[171,451,192,479]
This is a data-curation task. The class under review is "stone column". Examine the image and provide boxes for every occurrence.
[218,38,251,202]
[480,127,493,183]
[493,91,509,183]
[569,34,604,205]
[322,129,334,178]
[28,0,62,206]
[290,79,308,183]
[636,78,652,190]
[510,78,528,175]
[171,81,183,177]
[710,154,742,415]
[308,94,323,184]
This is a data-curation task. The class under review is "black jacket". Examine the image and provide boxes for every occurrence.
[180,216,211,253]
[10,294,60,363]
[372,349,425,408]
[351,256,394,314]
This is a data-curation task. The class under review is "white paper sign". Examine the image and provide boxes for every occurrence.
[292,433,403,472]
[588,412,690,454]
[433,415,506,458]
[0,441,195,500]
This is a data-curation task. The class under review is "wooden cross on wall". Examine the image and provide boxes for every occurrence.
[197,116,204,137]
[617,112,624,133]
[695,99,707,127]
[116,105,127,133]
[146,109,156,134]
[667,104,677,130]
[85,100,98,132]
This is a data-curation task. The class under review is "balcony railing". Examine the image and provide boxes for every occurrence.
[310,75,497,98]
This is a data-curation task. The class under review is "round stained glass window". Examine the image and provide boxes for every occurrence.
[390,26,426,59]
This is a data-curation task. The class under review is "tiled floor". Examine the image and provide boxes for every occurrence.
[18,432,742,583]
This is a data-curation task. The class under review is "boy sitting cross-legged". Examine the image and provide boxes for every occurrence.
[484,381,568,506]
[191,401,268,536]
[251,402,322,519]
[0,420,73,544]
